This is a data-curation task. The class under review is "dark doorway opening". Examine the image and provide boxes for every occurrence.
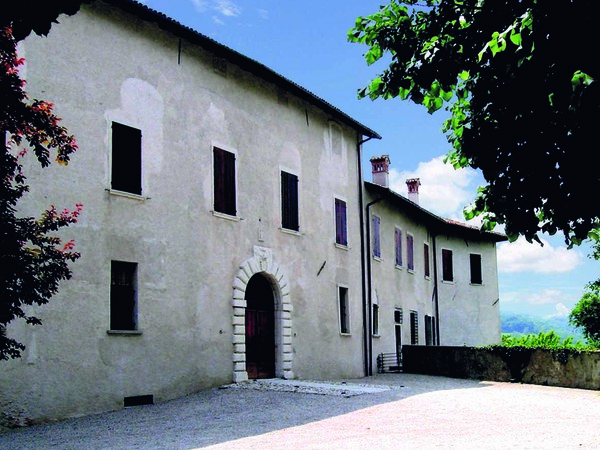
[245,274,275,379]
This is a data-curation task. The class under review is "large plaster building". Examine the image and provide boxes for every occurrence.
[0,0,506,424]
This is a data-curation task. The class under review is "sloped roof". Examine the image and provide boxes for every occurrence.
[98,0,381,140]
[365,181,507,243]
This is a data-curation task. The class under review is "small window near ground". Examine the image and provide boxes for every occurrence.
[334,198,348,246]
[442,249,454,282]
[338,286,350,334]
[470,253,483,285]
[213,147,236,216]
[281,171,299,231]
[111,122,142,195]
[110,261,138,331]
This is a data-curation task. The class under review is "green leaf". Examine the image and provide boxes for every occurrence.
[571,70,594,90]
[365,45,382,65]
[509,28,521,46]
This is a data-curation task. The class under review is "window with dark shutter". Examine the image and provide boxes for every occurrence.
[213,147,236,216]
[372,303,379,335]
[281,171,299,231]
[110,261,137,331]
[410,310,419,344]
[425,315,436,345]
[470,253,483,284]
[395,228,403,266]
[442,249,454,282]
[335,198,348,246]
[111,122,142,195]
[424,243,431,278]
[407,234,414,271]
[372,215,381,258]
[394,308,403,325]
[338,286,350,334]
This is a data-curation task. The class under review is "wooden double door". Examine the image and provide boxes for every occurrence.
[245,274,275,379]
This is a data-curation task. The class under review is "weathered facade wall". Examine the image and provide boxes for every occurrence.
[366,197,436,363]
[1,1,366,424]
[436,236,501,347]
[403,345,600,390]
[365,183,503,372]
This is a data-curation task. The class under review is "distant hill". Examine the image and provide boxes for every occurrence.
[501,311,586,343]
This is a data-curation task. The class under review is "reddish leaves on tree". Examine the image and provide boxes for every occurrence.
[1,24,82,360]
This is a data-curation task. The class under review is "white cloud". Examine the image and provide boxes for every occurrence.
[389,155,479,220]
[501,289,576,318]
[527,289,566,305]
[214,0,241,17]
[551,302,571,318]
[497,238,582,274]
[257,9,269,20]
[192,0,241,17]
[191,0,209,12]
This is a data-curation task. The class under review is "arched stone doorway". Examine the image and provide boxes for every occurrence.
[232,246,293,383]
[245,274,275,379]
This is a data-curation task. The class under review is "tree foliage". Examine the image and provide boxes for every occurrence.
[349,0,600,246]
[0,1,88,360]
[569,287,600,345]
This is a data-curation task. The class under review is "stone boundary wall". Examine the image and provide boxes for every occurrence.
[402,345,600,390]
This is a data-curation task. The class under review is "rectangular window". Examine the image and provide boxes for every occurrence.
[407,234,414,271]
[425,315,436,346]
[372,303,379,336]
[213,147,236,216]
[338,286,350,334]
[394,308,403,325]
[372,215,381,258]
[470,253,483,285]
[334,198,348,246]
[410,310,419,345]
[281,171,299,231]
[442,249,454,282]
[110,261,138,331]
[424,243,431,278]
[394,228,403,266]
[111,122,142,195]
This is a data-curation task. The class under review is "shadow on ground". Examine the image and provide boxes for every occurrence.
[0,374,490,449]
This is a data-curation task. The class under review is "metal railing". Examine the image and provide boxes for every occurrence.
[376,352,403,374]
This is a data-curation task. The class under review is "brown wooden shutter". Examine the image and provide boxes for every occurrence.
[470,254,483,284]
[213,147,236,215]
[424,243,430,277]
[335,198,347,245]
[110,261,137,331]
[111,122,142,195]
[395,228,403,266]
[442,249,454,282]
[281,171,299,231]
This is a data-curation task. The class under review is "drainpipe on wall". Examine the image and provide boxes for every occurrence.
[357,134,375,377]
[432,234,441,346]
[365,197,383,376]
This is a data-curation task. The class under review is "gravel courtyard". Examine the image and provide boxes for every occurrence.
[1,373,598,449]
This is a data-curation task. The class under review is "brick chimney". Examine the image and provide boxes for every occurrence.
[406,178,421,204]
[370,155,391,188]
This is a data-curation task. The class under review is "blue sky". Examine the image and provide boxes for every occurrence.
[138,0,599,319]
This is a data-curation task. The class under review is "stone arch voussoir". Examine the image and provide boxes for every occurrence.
[232,246,293,383]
